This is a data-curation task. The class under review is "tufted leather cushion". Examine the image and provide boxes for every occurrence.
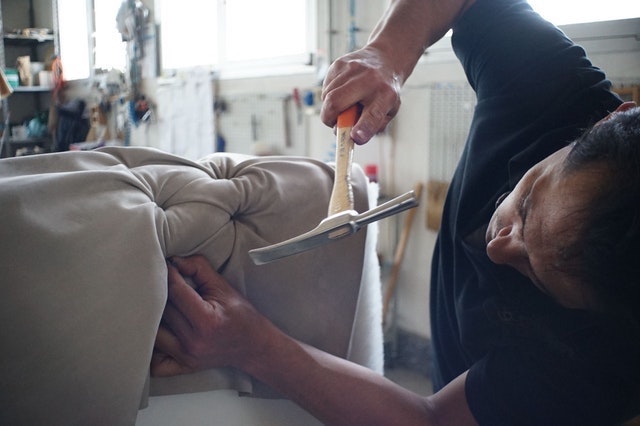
[0,147,373,425]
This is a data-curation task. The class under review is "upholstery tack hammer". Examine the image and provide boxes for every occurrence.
[249,105,419,265]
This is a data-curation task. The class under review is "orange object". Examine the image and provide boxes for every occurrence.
[51,55,65,100]
[337,104,360,128]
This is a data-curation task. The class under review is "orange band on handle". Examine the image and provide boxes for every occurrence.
[337,104,360,128]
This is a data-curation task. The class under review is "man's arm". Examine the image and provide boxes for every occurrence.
[320,0,476,144]
[153,255,478,426]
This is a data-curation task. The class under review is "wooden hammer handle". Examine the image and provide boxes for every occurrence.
[328,105,359,215]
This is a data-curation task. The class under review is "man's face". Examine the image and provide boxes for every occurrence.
[485,145,600,310]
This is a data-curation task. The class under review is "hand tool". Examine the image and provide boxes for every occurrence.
[249,105,419,265]
[383,181,424,326]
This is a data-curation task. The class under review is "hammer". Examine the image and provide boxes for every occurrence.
[249,105,418,265]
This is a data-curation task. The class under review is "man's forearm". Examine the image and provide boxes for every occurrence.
[242,323,435,426]
[155,255,477,425]
[367,0,476,84]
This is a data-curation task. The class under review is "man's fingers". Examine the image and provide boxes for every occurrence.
[351,99,398,144]
[150,349,193,377]
[171,255,239,302]
[171,256,217,291]
[161,299,193,338]
[322,76,401,144]
[166,261,215,328]
[154,323,183,358]
[168,256,200,278]
[153,323,202,375]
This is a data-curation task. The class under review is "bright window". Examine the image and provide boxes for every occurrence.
[157,0,218,70]
[224,0,309,62]
[158,0,315,75]
[57,0,126,80]
[57,0,91,80]
[528,0,640,25]
[94,0,127,72]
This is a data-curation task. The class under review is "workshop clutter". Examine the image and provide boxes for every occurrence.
[7,58,54,89]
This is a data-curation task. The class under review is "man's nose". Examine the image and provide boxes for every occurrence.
[486,224,526,267]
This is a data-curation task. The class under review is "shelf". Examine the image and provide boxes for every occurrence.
[3,33,54,46]
[11,86,52,93]
[1,136,52,158]
[1,1,58,157]
[6,137,50,144]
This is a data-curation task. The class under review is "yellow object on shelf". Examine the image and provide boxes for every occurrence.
[0,69,14,99]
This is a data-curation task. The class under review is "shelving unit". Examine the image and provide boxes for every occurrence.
[0,0,58,157]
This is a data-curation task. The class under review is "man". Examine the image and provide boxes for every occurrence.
[153,0,640,424]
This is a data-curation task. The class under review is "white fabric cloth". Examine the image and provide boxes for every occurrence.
[0,147,378,425]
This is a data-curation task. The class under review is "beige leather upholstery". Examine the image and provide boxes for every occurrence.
[0,147,377,425]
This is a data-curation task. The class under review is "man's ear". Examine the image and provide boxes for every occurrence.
[596,101,637,126]
[614,101,638,114]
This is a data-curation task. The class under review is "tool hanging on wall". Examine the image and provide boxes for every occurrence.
[382,181,424,326]
[249,105,419,265]
[348,0,359,51]
[117,0,153,128]
[292,88,303,125]
[212,73,227,152]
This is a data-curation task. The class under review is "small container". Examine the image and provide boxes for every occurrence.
[4,68,19,88]
[30,62,44,84]
[38,71,54,88]
[365,164,378,182]
[12,125,28,140]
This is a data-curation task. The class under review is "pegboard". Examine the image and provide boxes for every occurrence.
[217,93,304,156]
[426,82,476,230]
[428,82,476,181]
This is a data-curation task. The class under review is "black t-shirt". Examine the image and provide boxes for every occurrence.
[429,0,640,423]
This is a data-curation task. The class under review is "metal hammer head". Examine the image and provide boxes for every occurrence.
[248,190,418,265]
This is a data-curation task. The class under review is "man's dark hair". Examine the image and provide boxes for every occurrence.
[562,107,640,324]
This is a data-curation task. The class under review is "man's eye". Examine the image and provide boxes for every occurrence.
[518,192,530,224]
[495,191,511,209]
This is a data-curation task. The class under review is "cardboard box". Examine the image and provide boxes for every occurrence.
[38,71,54,88]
